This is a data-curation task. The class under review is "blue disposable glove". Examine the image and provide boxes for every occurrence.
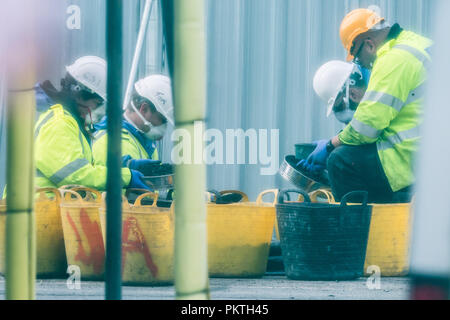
[128,170,152,191]
[299,140,330,175]
[297,159,326,177]
[122,155,133,167]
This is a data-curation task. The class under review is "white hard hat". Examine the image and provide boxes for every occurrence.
[66,56,107,101]
[313,60,355,117]
[134,74,174,125]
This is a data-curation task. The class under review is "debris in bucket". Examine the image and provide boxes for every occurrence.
[208,190,244,204]
[141,163,175,177]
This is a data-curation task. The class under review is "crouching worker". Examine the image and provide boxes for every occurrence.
[35,56,149,191]
[93,74,174,177]
[298,60,370,176]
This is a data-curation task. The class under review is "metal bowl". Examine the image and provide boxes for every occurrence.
[142,174,174,191]
[279,155,330,193]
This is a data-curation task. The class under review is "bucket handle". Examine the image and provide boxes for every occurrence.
[59,184,84,190]
[256,189,279,206]
[59,185,102,203]
[60,189,83,203]
[278,189,311,204]
[36,187,61,202]
[340,191,368,208]
[309,189,335,204]
[101,192,130,210]
[134,192,159,207]
[219,190,249,203]
[125,188,155,199]
[70,187,102,203]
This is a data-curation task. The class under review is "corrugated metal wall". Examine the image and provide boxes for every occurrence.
[0,0,437,199]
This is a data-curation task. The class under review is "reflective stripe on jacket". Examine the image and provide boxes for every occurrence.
[35,104,132,189]
[339,30,433,192]
[92,128,159,166]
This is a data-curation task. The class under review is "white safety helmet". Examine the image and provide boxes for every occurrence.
[66,56,107,101]
[313,60,355,117]
[134,74,174,125]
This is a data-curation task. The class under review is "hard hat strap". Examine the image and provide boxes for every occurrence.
[129,100,154,133]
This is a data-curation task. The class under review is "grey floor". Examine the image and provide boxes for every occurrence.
[0,275,411,300]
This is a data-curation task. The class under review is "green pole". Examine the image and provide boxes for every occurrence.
[162,0,210,300]
[6,76,36,300]
[105,0,123,300]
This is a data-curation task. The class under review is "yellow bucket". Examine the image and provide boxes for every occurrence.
[0,188,67,278]
[207,189,277,278]
[99,192,174,285]
[364,203,412,276]
[59,187,105,280]
[310,189,412,277]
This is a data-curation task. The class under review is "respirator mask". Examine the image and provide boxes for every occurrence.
[128,100,167,140]
[68,81,105,130]
[332,65,366,125]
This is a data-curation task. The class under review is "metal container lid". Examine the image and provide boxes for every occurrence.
[278,155,329,193]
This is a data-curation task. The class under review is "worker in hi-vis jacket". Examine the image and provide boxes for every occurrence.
[34,56,150,191]
[300,8,433,203]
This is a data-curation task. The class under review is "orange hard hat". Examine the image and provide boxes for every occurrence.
[340,8,385,61]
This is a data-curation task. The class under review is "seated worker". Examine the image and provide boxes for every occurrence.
[93,74,174,175]
[34,56,150,191]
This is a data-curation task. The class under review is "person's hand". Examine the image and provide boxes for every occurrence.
[128,170,152,191]
[128,159,162,176]
[297,159,326,175]
[299,140,330,175]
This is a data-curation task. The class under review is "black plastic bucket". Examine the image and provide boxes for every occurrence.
[276,190,372,281]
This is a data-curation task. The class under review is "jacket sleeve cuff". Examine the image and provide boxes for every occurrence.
[122,168,132,187]
[339,126,376,146]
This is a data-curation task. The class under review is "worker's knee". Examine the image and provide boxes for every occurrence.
[327,147,344,174]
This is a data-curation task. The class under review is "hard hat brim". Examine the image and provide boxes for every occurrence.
[346,53,355,62]
[327,102,334,117]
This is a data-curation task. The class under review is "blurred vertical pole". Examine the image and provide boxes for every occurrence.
[105,0,123,300]
[1,0,62,300]
[161,0,210,300]
[410,0,450,300]
[6,78,36,300]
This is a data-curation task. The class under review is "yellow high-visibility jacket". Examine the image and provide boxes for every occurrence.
[339,29,433,192]
[35,104,131,190]
[92,125,159,166]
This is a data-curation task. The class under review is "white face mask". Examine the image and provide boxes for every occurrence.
[334,110,355,125]
[85,104,106,126]
[144,122,167,141]
[129,101,168,140]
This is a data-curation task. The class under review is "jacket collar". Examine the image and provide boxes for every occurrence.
[376,24,404,58]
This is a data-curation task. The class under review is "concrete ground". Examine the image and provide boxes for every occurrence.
[0,275,411,300]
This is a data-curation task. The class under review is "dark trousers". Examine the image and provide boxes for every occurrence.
[327,144,412,204]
